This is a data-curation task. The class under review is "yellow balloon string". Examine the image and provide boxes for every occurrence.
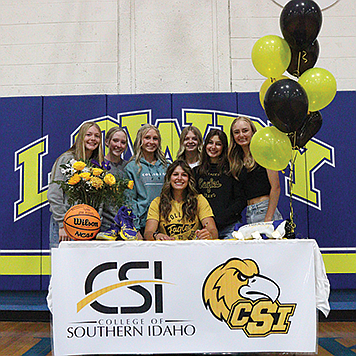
[302,50,308,64]
[294,50,308,78]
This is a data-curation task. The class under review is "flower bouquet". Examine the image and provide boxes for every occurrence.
[55,159,134,211]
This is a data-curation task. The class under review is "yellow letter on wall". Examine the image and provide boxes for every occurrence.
[14,136,49,221]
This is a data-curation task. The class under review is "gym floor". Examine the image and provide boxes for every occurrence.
[0,291,355,356]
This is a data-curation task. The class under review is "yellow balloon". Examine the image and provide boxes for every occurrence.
[252,35,291,78]
[259,76,288,109]
[298,68,337,111]
[250,126,292,171]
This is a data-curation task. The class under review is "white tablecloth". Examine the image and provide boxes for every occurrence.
[48,239,330,355]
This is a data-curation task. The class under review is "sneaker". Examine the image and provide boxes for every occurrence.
[96,223,120,241]
[115,206,138,241]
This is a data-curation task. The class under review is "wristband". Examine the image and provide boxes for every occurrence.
[153,231,159,240]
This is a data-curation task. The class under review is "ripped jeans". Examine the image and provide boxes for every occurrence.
[246,199,282,224]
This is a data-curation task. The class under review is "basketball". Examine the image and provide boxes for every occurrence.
[63,204,101,240]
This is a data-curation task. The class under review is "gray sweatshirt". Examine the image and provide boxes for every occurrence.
[47,151,75,228]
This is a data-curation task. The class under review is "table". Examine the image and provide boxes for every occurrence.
[50,239,330,355]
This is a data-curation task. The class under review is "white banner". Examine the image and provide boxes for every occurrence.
[51,239,324,355]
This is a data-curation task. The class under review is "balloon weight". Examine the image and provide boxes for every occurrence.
[264,78,309,133]
[250,126,292,171]
[252,35,291,78]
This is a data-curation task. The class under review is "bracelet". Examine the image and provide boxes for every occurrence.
[153,231,159,240]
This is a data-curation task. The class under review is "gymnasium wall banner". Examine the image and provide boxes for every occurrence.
[50,239,327,355]
[0,92,355,291]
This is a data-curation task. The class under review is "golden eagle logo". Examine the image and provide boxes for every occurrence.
[202,258,296,337]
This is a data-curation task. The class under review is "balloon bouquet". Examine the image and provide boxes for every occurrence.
[251,0,337,237]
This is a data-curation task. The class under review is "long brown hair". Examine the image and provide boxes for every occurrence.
[228,116,257,179]
[159,160,198,222]
[196,129,229,176]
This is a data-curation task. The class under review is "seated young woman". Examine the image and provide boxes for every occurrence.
[144,160,218,241]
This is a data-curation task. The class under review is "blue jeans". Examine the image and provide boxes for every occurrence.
[49,215,60,249]
[219,221,241,240]
[246,199,282,224]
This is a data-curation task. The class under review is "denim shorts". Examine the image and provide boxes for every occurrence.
[246,199,282,224]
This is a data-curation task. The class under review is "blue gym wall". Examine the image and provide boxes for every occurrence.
[1,92,355,291]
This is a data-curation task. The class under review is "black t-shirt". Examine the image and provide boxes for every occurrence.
[194,164,246,231]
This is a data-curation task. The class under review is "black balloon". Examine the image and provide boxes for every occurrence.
[290,111,323,148]
[287,40,319,77]
[280,0,322,50]
[264,79,309,133]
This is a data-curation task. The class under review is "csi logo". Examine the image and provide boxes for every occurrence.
[77,261,170,315]
[203,258,296,337]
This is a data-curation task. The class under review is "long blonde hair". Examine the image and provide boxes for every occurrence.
[176,126,203,162]
[51,122,104,183]
[228,116,257,179]
[131,124,167,173]
[68,121,104,162]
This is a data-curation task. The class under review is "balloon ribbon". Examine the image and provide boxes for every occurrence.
[287,132,297,238]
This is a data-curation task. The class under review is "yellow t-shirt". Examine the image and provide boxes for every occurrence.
[147,194,214,240]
